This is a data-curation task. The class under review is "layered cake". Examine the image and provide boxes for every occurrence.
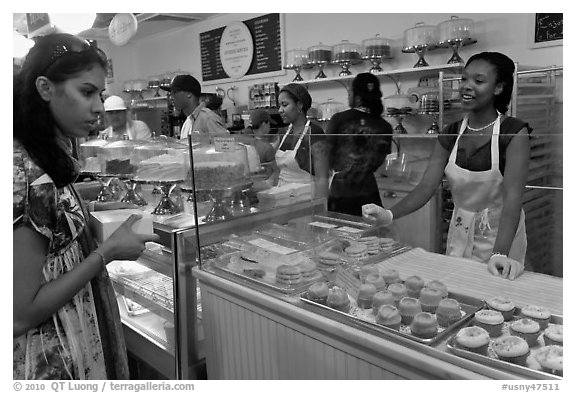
[376,305,402,330]
[308,49,332,63]
[486,296,516,321]
[520,305,551,330]
[455,326,490,355]
[357,283,377,309]
[327,286,350,313]
[435,298,462,327]
[105,158,136,175]
[372,290,395,315]
[509,318,541,347]
[473,309,504,338]
[136,154,186,182]
[332,51,361,63]
[535,345,563,376]
[363,44,392,58]
[543,324,563,346]
[193,161,246,189]
[492,336,530,366]
[398,297,422,325]
[410,312,438,339]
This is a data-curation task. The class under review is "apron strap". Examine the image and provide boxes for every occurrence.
[278,120,310,152]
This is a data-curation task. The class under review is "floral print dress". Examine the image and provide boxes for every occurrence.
[13,140,128,380]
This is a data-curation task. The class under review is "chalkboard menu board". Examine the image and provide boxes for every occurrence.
[535,13,563,43]
[200,13,283,82]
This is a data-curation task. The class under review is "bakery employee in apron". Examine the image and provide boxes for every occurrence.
[272,83,329,199]
[362,52,531,281]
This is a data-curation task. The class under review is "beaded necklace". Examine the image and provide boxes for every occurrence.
[467,115,500,132]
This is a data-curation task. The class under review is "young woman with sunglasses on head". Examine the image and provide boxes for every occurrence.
[13,33,159,379]
[363,52,530,281]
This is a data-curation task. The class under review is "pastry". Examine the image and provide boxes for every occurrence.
[376,305,402,331]
[380,237,395,252]
[359,265,379,283]
[418,287,443,313]
[372,290,395,315]
[275,264,302,286]
[520,305,551,330]
[387,282,408,306]
[357,236,381,255]
[317,251,341,282]
[535,345,563,376]
[543,324,563,346]
[357,283,377,309]
[455,326,490,355]
[404,275,425,298]
[326,286,350,313]
[296,259,319,281]
[492,336,530,366]
[365,272,387,292]
[425,280,448,298]
[398,297,422,325]
[306,282,329,305]
[509,318,541,347]
[473,309,504,338]
[345,243,369,261]
[486,296,516,321]
[435,298,462,327]
[381,268,401,285]
[410,312,438,339]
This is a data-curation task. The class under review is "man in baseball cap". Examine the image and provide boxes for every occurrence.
[161,74,228,139]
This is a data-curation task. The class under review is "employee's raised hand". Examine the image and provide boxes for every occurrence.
[362,204,393,225]
[487,254,524,281]
[98,214,160,263]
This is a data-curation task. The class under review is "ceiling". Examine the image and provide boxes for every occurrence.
[13,13,220,41]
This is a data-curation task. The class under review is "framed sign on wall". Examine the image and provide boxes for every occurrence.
[530,13,563,49]
[200,13,285,84]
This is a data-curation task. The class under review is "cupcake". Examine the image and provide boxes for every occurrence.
[398,297,422,325]
[404,275,425,298]
[357,283,377,309]
[387,283,408,306]
[509,318,541,347]
[372,290,395,315]
[376,305,402,331]
[543,324,563,346]
[359,265,379,283]
[455,326,491,355]
[520,305,551,330]
[473,309,504,337]
[381,269,401,285]
[435,298,462,327]
[365,272,387,292]
[306,282,329,305]
[492,336,530,366]
[486,296,516,321]
[410,312,438,339]
[535,345,563,376]
[418,287,443,313]
[426,280,449,298]
[326,286,350,313]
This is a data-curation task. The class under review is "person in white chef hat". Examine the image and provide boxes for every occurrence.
[363,52,531,281]
[100,95,152,140]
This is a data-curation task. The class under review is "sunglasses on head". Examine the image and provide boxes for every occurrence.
[41,39,108,75]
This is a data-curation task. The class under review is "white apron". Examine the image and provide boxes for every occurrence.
[444,115,527,263]
[275,120,314,187]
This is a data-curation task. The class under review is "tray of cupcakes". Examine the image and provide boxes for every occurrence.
[299,267,484,346]
[446,297,563,379]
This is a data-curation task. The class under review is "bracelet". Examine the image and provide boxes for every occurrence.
[491,252,508,258]
[93,250,107,269]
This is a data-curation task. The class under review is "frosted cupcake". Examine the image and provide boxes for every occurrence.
[486,296,516,321]
[359,265,379,283]
[509,318,541,347]
[357,283,377,309]
[455,326,490,355]
[372,290,395,315]
[535,345,563,376]
[492,336,530,366]
[381,269,401,285]
[404,275,425,298]
[365,272,387,292]
[435,298,462,327]
[398,297,422,325]
[419,287,443,313]
[387,283,408,306]
[376,305,402,331]
[473,309,504,337]
[543,324,563,346]
[426,280,448,298]
[409,312,438,339]
[520,305,551,330]
[306,282,329,305]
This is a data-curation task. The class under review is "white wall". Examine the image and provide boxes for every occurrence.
[100,13,563,121]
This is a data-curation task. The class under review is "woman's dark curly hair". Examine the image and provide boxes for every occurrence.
[14,33,108,187]
[351,72,384,117]
[466,52,516,114]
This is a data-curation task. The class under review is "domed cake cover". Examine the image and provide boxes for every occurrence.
[437,16,475,43]
[285,49,309,68]
[403,22,437,50]
[98,139,145,175]
[332,40,361,62]
[192,140,250,177]
[307,42,332,63]
[362,34,393,59]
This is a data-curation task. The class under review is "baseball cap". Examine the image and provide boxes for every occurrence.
[160,74,201,97]
[104,95,127,111]
[250,108,272,128]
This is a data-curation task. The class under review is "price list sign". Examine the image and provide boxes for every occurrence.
[200,13,283,82]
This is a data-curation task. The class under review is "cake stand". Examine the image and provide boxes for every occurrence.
[283,64,313,82]
[437,37,477,64]
[401,43,438,68]
[196,180,253,223]
[308,60,329,79]
[134,178,184,215]
[419,110,440,134]
[385,110,413,134]
[120,175,148,206]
